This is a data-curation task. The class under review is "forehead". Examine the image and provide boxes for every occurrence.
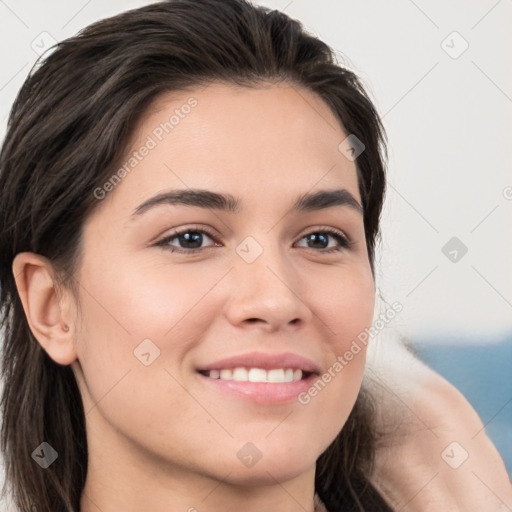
[144,81,349,155]
[92,81,361,219]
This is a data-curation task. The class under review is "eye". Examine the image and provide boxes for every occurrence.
[155,227,219,253]
[155,226,353,254]
[295,229,353,253]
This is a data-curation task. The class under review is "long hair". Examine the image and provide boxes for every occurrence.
[0,1,390,510]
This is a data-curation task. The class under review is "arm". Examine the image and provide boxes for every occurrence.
[365,328,512,512]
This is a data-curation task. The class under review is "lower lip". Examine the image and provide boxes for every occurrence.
[196,372,318,405]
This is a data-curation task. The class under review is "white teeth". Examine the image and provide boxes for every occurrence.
[267,369,285,382]
[209,369,220,379]
[248,368,267,382]
[232,367,248,381]
[205,367,304,383]
[220,369,233,380]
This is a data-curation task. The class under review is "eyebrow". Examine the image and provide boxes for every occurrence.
[131,188,363,217]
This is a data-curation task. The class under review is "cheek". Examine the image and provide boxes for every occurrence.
[72,255,225,409]
[311,266,373,403]
[313,263,375,355]
[71,262,210,455]
[295,263,374,429]
[75,251,218,346]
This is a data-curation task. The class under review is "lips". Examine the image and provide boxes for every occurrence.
[195,351,321,405]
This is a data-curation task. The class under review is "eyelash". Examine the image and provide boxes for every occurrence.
[154,225,355,254]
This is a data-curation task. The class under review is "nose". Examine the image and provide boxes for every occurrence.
[224,241,312,332]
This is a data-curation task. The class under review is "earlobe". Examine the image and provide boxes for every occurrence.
[12,252,78,366]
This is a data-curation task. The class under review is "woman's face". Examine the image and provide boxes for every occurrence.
[70,82,375,486]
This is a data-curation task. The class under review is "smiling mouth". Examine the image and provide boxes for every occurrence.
[197,367,313,383]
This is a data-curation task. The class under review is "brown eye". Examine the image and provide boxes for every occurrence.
[295,229,352,252]
[156,228,219,253]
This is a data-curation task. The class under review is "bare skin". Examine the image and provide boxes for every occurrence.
[12,82,512,512]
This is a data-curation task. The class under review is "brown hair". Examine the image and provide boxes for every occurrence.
[0,1,390,510]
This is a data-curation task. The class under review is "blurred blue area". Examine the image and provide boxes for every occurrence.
[415,336,512,476]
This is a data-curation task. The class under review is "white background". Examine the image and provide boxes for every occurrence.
[1,0,511,508]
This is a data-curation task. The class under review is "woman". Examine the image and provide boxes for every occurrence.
[0,1,510,511]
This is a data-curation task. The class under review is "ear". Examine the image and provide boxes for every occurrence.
[12,252,78,365]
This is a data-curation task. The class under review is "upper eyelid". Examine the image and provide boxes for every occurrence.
[159,224,219,242]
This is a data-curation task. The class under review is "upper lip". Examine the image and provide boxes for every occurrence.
[197,351,321,374]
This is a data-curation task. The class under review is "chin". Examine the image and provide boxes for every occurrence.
[221,457,316,487]
[215,439,320,486]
